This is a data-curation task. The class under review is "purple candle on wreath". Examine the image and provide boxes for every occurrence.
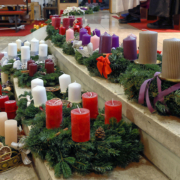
[112,34,119,48]
[99,32,112,54]
[79,28,88,41]
[82,33,91,46]
[93,29,101,37]
[69,17,75,27]
[123,36,137,61]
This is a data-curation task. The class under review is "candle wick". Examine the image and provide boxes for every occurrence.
[77,105,81,114]
[112,98,114,105]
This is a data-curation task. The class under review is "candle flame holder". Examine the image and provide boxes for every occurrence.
[158,74,180,83]
[134,59,161,65]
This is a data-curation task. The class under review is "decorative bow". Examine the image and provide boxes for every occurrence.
[96,54,112,79]
[19,95,33,107]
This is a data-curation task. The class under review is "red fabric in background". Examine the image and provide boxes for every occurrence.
[88,0,91,3]
[93,0,96,3]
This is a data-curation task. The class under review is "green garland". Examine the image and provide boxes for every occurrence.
[0,60,16,75]
[75,50,88,65]
[85,8,93,14]
[62,42,75,55]
[30,28,37,33]
[52,34,66,48]
[45,25,59,41]
[93,6,100,11]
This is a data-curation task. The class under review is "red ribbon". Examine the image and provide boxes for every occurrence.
[96,54,112,79]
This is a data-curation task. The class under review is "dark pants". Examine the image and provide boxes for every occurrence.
[128,5,140,18]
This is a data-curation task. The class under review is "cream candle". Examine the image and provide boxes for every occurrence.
[66,28,74,42]
[68,82,81,103]
[91,35,100,51]
[39,44,48,57]
[1,72,8,84]
[31,38,39,55]
[8,43,17,58]
[138,31,158,64]
[31,78,44,90]
[24,41,30,47]
[32,85,47,107]
[21,46,30,64]
[5,120,17,146]
[40,40,45,44]
[0,112,8,136]
[16,39,22,50]
[59,74,71,93]
[162,38,180,79]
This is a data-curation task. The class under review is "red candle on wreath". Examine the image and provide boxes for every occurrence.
[59,24,66,35]
[29,63,37,77]
[27,59,35,70]
[0,95,9,111]
[5,100,17,119]
[84,25,91,35]
[63,18,70,29]
[71,108,90,142]
[82,92,98,119]
[73,25,80,33]
[46,99,63,129]
[46,61,54,74]
[76,17,83,28]
[45,59,53,69]
[0,84,2,95]
[105,100,122,124]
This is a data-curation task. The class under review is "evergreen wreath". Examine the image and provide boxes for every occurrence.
[62,42,75,55]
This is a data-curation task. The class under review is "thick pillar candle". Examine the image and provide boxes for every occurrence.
[69,17,75,27]
[105,100,122,124]
[63,18,70,30]
[39,44,48,58]
[8,43,17,58]
[46,61,54,74]
[80,28,88,41]
[82,92,98,119]
[1,72,8,84]
[21,46,30,63]
[112,34,119,48]
[77,17,83,28]
[45,59,53,69]
[82,33,91,46]
[71,108,90,142]
[59,25,66,35]
[66,28,74,42]
[162,38,180,79]
[24,41,30,47]
[16,39,22,50]
[29,63,37,77]
[59,74,71,93]
[123,36,137,61]
[40,40,45,44]
[5,100,17,119]
[31,78,44,90]
[85,25,91,35]
[68,82,81,103]
[5,120,17,146]
[46,99,63,129]
[0,95,9,111]
[52,17,61,30]
[32,86,47,107]
[73,25,80,33]
[93,29,101,37]
[27,59,35,70]
[138,31,158,64]
[91,35,100,51]
[0,112,8,136]
[31,38,39,54]
[0,84,2,95]
[99,32,112,54]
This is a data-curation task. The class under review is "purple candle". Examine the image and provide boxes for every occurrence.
[93,29,101,37]
[80,28,88,41]
[99,32,112,54]
[123,36,137,61]
[112,34,119,48]
[69,17,75,27]
[82,33,91,46]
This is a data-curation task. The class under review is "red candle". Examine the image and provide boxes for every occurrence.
[73,25,80,33]
[60,10,64,15]
[5,100,17,119]
[0,95,9,111]
[46,99,63,129]
[59,25,66,35]
[50,15,53,19]
[105,100,122,124]
[0,84,2,95]
[82,92,98,119]
[54,17,61,30]
[71,108,90,142]
[84,25,91,35]
[29,63,37,77]
[45,59,53,69]
[27,60,35,70]
[63,18,70,30]
[77,17,83,28]
[46,62,54,74]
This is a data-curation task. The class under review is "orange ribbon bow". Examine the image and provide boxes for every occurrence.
[96,54,112,79]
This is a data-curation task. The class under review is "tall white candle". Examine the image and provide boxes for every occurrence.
[39,44,48,57]
[8,43,17,57]
[162,38,180,79]
[32,86,47,107]
[24,41,30,47]
[31,38,39,52]
[5,120,17,146]
[21,46,30,61]
[31,78,44,90]
[1,72,8,84]
[16,39,22,50]
[59,74,71,93]
[40,40,45,44]
[0,112,8,136]
[138,31,158,64]
[68,82,81,103]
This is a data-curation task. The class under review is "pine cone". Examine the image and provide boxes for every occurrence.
[95,127,105,140]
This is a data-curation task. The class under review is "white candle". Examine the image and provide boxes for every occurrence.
[5,120,17,146]
[68,82,81,103]
[16,39,22,50]
[21,46,30,61]
[24,41,30,47]
[1,52,8,58]
[138,31,158,64]
[39,44,48,57]
[1,72,8,84]
[8,43,17,57]
[31,78,44,90]
[59,74,71,93]
[32,86,47,107]
[0,112,8,136]
[40,40,45,44]
[31,38,39,52]
[162,38,180,79]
